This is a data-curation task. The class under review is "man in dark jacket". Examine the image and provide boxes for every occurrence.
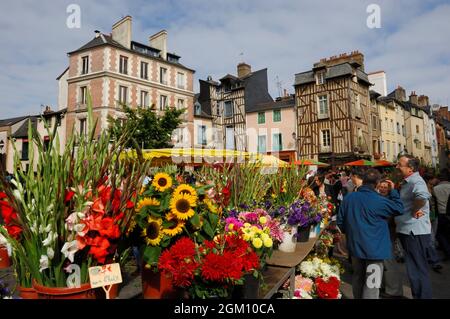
[337,169,404,299]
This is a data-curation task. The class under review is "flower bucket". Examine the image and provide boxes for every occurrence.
[32,280,97,299]
[18,286,39,299]
[297,224,311,243]
[278,227,297,253]
[232,274,260,299]
[141,267,185,299]
[0,245,11,269]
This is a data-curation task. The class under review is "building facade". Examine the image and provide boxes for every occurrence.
[294,51,372,166]
[62,16,195,144]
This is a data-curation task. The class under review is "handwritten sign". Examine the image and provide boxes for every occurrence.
[88,263,122,289]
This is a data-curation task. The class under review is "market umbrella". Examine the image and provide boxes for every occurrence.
[293,159,330,167]
[343,159,376,166]
[373,160,395,167]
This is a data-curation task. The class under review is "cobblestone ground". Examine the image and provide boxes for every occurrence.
[336,250,450,299]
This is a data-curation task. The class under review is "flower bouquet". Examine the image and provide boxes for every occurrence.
[158,233,260,299]
[0,101,149,296]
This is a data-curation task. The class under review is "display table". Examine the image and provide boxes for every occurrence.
[258,231,322,299]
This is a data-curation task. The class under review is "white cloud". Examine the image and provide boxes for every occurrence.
[0,0,449,119]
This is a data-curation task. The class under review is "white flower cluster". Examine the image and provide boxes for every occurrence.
[299,257,340,280]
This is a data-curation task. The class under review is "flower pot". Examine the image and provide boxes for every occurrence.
[297,225,311,243]
[0,245,11,269]
[233,274,260,299]
[32,280,97,299]
[278,227,297,253]
[141,267,185,299]
[18,286,39,299]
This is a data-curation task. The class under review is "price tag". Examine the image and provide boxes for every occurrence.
[88,263,122,299]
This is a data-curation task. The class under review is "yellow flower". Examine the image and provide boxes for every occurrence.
[243,233,251,241]
[174,184,198,201]
[228,223,234,231]
[203,198,218,214]
[162,219,185,237]
[126,218,137,236]
[152,173,173,192]
[252,238,263,249]
[271,193,277,199]
[261,233,270,241]
[259,216,267,225]
[141,216,163,246]
[170,193,197,220]
[263,237,273,248]
[139,186,146,195]
[244,223,251,228]
[135,197,160,212]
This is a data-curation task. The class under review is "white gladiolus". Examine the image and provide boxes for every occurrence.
[42,231,57,247]
[0,232,8,246]
[44,224,52,233]
[46,204,54,213]
[39,255,49,272]
[47,247,55,260]
[12,189,22,202]
[61,240,79,263]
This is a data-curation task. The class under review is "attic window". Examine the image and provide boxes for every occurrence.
[195,103,201,116]
[316,72,326,85]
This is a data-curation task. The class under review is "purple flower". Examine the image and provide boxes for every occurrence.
[228,209,239,218]
[225,217,244,231]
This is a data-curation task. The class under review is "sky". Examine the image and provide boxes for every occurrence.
[1,0,450,118]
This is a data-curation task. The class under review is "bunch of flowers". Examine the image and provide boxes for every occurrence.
[285,275,314,299]
[274,199,318,230]
[314,229,335,257]
[0,191,22,240]
[0,101,149,288]
[0,277,13,299]
[314,276,341,299]
[298,256,341,280]
[158,233,260,298]
[132,171,220,268]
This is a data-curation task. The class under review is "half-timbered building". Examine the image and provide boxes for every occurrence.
[294,52,372,166]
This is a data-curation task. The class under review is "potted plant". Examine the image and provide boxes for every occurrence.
[0,100,149,299]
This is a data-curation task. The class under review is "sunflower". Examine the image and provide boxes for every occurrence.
[170,193,196,220]
[162,219,185,237]
[152,173,173,192]
[173,184,198,201]
[135,197,160,212]
[141,216,163,246]
[203,198,218,214]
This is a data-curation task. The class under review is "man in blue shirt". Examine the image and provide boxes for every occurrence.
[337,169,404,299]
[395,155,433,299]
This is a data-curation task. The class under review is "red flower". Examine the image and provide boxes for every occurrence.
[0,191,7,200]
[315,276,340,299]
[240,250,259,272]
[5,225,22,239]
[98,218,120,239]
[88,236,111,263]
[64,190,75,203]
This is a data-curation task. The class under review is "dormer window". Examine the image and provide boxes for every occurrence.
[316,71,326,85]
[194,103,201,116]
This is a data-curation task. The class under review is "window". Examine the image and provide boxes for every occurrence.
[119,86,128,104]
[80,86,87,105]
[81,56,89,75]
[119,56,128,75]
[140,91,149,108]
[178,99,185,110]
[258,112,265,124]
[160,67,167,85]
[140,62,148,79]
[321,129,331,147]
[21,140,29,160]
[79,118,86,136]
[318,95,329,118]
[159,95,168,110]
[194,102,201,115]
[273,109,281,122]
[402,125,406,137]
[273,133,282,151]
[355,94,361,110]
[257,135,266,153]
[372,115,377,130]
[177,72,185,89]
[357,128,363,146]
[224,101,233,117]
[416,125,420,134]
[216,102,220,116]
[198,125,207,145]
[316,72,326,85]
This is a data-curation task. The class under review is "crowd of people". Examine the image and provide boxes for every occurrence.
[322,154,450,299]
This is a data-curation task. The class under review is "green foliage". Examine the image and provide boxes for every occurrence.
[108,104,185,149]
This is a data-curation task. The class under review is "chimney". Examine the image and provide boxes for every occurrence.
[94,30,101,38]
[237,62,251,78]
[395,86,406,102]
[314,51,365,71]
[43,106,52,115]
[149,30,168,60]
[409,91,418,105]
[284,89,288,97]
[111,16,132,49]
[418,95,429,107]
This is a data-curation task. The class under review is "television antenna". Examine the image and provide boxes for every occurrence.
[275,76,283,98]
